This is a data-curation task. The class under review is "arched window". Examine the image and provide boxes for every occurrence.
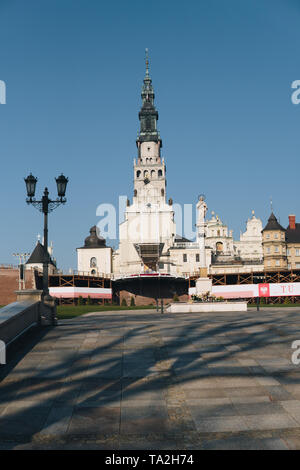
[136,170,141,178]
[151,170,155,178]
[90,257,97,268]
[161,189,164,196]
[158,169,162,178]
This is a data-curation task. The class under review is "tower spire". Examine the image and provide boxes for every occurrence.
[137,50,161,146]
[145,48,149,78]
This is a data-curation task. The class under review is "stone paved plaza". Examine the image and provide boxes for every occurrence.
[1,307,300,449]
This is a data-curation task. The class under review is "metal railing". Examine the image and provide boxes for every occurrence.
[0,264,19,269]
[53,270,112,279]
[173,242,199,249]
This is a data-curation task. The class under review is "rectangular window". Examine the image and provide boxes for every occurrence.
[158,262,164,269]
[296,263,300,269]
[276,260,280,266]
[296,249,300,256]
[196,254,200,262]
[183,254,187,262]
[287,249,290,256]
[266,247,270,254]
[274,233,278,239]
[275,246,279,253]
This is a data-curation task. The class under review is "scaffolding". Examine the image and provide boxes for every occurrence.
[38,272,113,305]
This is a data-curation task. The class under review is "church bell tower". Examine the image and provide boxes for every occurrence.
[133,49,166,206]
[115,50,175,275]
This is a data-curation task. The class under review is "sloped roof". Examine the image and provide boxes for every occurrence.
[286,223,300,243]
[26,241,56,266]
[263,212,285,232]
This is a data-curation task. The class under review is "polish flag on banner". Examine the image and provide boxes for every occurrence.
[259,284,270,297]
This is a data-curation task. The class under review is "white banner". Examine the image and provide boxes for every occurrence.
[189,282,300,299]
[49,287,112,299]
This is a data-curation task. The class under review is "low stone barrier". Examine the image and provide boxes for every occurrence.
[0,291,58,363]
[166,301,248,313]
[16,290,57,326]
[0,301,40,348]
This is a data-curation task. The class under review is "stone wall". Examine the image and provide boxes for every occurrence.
[119,290,188,306]
[0,267,35,306]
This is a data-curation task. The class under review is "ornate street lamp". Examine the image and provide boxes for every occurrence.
[24,173,69,300]
[55,174,68,200]
[24,173,37,200]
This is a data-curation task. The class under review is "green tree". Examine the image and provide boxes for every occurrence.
[121,298,127,307]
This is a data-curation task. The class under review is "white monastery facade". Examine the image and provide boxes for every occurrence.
[77,56,264,277]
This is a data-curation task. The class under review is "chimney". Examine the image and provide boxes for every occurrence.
[289,214,296,230]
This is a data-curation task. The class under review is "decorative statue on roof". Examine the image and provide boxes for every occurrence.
[197,194,207,225]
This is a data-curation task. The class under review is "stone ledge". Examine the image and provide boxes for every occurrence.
[166,302,248,313]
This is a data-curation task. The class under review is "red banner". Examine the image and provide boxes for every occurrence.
[258,284,270,297]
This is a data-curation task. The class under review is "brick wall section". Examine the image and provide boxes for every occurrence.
[119,290,189,306]
[0,268,36,306]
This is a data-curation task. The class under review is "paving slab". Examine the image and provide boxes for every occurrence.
[120,404,169,435]
[68,406,120,436]
[194,415,249,433]
[244,413,299,431]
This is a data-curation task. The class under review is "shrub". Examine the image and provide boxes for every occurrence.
[121,298,127,307]
[173,294,179,302]
[86,296,92,305]
[130,297,135,306]
[78,296,84,305]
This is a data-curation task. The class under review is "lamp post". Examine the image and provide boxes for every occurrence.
[253,275,265,311]
[24,173,68,299]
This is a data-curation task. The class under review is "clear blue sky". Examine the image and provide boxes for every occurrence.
[0,0,299,270]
